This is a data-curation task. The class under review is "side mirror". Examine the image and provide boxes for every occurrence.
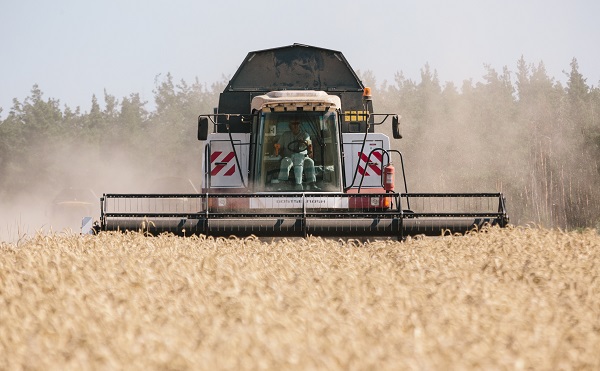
[392,115,402,139]
[198,117,209,141]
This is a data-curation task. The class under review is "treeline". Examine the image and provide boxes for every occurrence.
[368,57,600,229]
[0,74,224,200]
[1,59,599,229]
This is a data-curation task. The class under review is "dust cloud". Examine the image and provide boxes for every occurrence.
[377,85,600,229]
[0,140,203,243]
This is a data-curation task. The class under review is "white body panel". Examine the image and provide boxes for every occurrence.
[342,133,391,188]
[249,195,349,209]
[202,133,250,188]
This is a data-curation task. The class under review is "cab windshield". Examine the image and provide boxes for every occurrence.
[254,111,341,192]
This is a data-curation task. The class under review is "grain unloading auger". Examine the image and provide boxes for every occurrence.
[97,44,508,238]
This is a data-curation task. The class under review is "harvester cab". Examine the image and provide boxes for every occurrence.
[248,91,343,193]
[98,44,508,238]
[199,90,387,194]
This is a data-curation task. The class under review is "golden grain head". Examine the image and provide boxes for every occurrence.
[1,226,599,369]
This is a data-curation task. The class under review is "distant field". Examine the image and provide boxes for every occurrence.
[1,227,599,370]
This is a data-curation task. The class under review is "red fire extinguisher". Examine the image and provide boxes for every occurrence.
[384,163,395,192]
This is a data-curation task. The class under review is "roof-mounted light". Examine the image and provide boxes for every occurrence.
[363,87,372,101]
[251,90,342,111]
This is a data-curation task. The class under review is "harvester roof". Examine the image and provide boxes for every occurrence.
[217,43,367,133]
[225,43,364,93]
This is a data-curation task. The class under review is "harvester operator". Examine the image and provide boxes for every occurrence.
[275,120,319,190]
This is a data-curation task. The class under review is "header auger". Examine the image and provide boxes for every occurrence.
[97,43,508,238]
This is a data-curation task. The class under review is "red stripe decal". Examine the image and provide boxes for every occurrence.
[224,165,236,176]
[359,152,370,163]
[368,163,382,175]
[210,151,222,163]
[211,165,224,176]
[222,152,235,163]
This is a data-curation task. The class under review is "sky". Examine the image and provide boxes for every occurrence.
[1,0,599,118]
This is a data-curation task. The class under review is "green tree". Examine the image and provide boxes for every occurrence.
[566,58,589,107]
[4,86,68,191]
[148,73,219,178]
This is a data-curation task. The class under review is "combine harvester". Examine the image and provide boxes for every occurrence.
[97,44,508,239]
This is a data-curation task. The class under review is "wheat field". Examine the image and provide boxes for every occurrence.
[1,226,599,370]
